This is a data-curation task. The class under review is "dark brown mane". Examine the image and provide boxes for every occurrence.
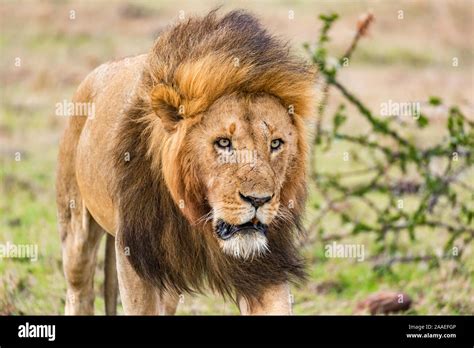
[112,9,314,302]
[146,9,315,127]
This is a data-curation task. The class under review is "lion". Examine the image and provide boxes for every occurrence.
[56,9,316,315]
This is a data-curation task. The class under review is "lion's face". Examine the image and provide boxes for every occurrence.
[182,94,298,259]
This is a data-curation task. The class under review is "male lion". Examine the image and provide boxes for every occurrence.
[56,10,315,315]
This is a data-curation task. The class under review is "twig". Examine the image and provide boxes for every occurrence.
[340,12,375,63]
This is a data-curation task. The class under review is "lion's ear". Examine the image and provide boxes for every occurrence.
[150,84,184,132]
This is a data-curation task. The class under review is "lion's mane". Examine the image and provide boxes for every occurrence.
[112,10,315,301]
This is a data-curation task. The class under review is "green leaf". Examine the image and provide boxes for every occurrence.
[428,96,442,106]
[353,222,372,234]
[400,155,407,173]
[318,227,325,237]
[408,224,416,241]
[332,104,347,133]
[448,192,457,206]
[319,13,339,22]
[373,119,389,133]
[416,114,429,128]
[340,213,351,224]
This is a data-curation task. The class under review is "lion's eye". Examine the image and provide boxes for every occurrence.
[215,138,232,149]
[270,139,284,151]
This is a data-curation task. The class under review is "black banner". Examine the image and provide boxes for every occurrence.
[0,315,472,346]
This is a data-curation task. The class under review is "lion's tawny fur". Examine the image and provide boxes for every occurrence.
[108,10,315,302]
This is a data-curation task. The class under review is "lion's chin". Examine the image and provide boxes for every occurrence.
[218,231,269,260]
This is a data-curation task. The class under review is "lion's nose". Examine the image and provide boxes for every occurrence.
[239,192,272,208]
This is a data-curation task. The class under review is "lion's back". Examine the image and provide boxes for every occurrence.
[57,54,149,234]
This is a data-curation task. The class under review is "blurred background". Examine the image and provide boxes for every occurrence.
[0,0,473,315]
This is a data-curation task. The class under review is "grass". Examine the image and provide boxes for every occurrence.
[0,0,473,315]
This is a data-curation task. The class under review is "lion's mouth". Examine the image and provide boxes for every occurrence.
[215,219,268,240]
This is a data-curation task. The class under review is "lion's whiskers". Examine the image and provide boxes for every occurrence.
[195,209,214,225]
[275,206,295,225]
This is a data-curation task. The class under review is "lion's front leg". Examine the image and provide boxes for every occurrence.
[238,283,292,315]
[158,291,179,315]
[115,236,179,315]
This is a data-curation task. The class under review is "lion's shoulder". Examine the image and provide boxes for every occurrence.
[76,54,147,103]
